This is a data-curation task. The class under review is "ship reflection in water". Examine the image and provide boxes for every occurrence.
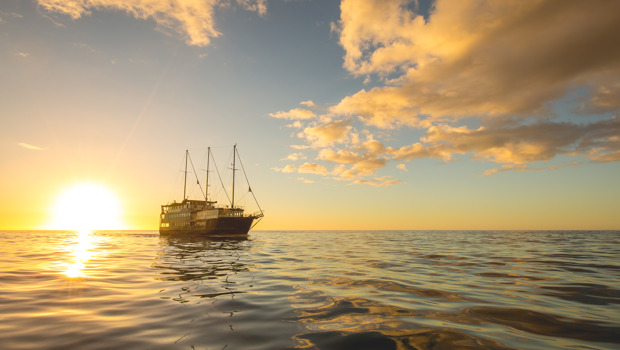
[152,234,294,349]
[155,235,251,291]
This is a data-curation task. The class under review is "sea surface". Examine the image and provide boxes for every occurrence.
[1,230,619,350]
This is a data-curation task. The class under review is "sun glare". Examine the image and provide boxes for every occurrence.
[49,183,125,232]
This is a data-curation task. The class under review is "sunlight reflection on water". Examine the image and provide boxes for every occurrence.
[65,229,93,278]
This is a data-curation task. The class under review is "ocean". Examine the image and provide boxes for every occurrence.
[0,230,619,349]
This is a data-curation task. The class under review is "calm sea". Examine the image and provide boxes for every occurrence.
[1,230,619,349]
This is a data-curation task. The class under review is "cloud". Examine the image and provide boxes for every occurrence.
[396,163,407,172]
[18,142,45,150]
[300,100,316,108]
[318,144,388,180]
[351,176,401,187]
[576,80,620,115]
[269,108,316,120]
[290,144,311,150]
[37,0,267,47]
[387,141,453,162]
[588,147,620,163]
[273,0,620,185]
[333,0,620,122]
[282,152,306,161]
[318,148,360,164]
[273,162,329,175]
[329,86,426,128]
[300,119,353,147]
[480,164,544,177]
[271,164,296,173]
[273,112,620,184]
[548,162,580,171]
[0,11,23,21]
[236,0,267,16]
[481,162,580,177]
[390,118,620,164]
[298,162,329,175]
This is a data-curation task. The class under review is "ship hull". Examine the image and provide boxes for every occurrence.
[159,216,255,236]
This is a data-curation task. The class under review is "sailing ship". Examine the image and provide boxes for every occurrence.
[159,145,263,236]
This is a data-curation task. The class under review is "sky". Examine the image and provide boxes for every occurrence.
[1,0,619,231]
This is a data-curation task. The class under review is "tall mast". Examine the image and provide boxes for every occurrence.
[231,144,236,209]
[205,147,210,204]
[183,150,188,200]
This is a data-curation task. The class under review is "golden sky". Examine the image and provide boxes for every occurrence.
[1,0,619,230]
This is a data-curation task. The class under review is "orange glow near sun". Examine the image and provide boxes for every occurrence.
[48,183,126,232]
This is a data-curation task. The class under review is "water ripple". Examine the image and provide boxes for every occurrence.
[1,230,619,349]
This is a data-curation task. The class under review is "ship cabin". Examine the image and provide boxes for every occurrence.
[160,199,246,230]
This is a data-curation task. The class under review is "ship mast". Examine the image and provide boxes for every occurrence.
[205,147,210,204]
[183,149,188,201]
[231,144,237,209]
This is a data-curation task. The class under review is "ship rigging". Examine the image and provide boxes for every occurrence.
[159,145,263,235]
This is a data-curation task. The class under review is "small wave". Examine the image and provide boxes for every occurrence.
[466,307,620,344]
[538,283,620,306]
[292,329,516,350]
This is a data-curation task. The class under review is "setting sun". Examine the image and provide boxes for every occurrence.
[48,183,126,231]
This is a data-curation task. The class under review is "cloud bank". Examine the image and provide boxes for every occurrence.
[272,0,620,184]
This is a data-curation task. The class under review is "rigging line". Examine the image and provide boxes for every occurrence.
[250,217,263,230]
[188,152,205,199]
[210,151,232,205]
[237,192,250,204]
[168,152,188,203]
[235,147,264,215]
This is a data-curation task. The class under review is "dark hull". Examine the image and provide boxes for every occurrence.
[159,216,255,236]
